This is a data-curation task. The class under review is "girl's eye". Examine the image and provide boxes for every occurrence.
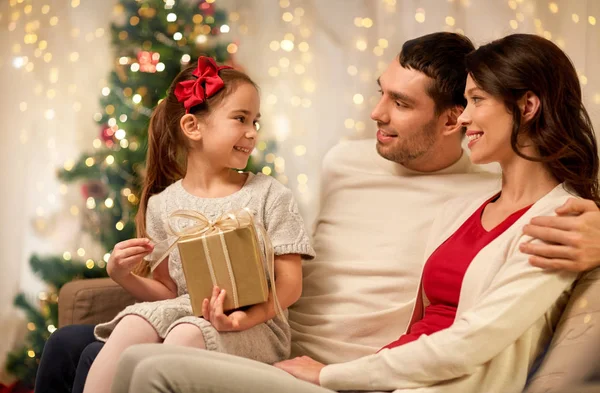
[236,116,245,123]
[471,96,482,104]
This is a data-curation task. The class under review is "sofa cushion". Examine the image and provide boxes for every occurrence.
[58,278,136,327]
[525,268,600,392]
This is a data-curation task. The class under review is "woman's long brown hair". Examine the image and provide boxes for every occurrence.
[465,34,599,206]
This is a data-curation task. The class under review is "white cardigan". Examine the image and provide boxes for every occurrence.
[320,184,579,393]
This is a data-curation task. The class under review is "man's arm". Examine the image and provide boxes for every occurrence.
[520,198,600,272]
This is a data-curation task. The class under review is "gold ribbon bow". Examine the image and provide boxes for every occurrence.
[147,208,285,322]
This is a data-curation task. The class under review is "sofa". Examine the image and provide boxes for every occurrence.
[58,268,600,392]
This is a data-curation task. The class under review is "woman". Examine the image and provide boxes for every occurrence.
[273,33,599,393]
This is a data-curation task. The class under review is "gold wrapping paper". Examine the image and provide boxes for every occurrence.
[177,225,268,314]
[146,208,285,321]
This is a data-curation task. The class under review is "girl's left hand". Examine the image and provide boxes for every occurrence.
[202,286,248,332]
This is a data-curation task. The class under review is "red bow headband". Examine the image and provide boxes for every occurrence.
[174,57,232,113]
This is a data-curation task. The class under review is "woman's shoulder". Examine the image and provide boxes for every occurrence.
[527,183,578,216]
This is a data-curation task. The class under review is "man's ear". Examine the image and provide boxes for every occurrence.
[519,91,540,123]
[442,106,464,137]
[180,114,202,141]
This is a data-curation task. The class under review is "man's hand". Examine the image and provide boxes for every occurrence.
[273,356,325,386]
[521,198,600,272]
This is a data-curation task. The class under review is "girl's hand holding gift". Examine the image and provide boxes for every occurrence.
[202,286,249,332]
[107,238,154,280]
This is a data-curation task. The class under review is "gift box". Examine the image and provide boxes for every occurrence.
[147,208,272,315]
[177,223,269,314]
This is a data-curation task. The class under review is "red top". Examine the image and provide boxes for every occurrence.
[381,195,531,350]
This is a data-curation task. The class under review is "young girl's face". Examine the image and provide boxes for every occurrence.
[201,82,260,170]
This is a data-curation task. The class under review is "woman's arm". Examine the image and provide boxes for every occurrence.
[318,236,578,391]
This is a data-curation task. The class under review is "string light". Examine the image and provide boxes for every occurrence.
[415,9,426,23]
[298,42,309,52]
[294,145,307,156]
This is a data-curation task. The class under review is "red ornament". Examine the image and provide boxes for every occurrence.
[199,1,215,16]
[136,51,160,73]
[100,124,116,147]
[100,124,113,142]
[81,180,107,200]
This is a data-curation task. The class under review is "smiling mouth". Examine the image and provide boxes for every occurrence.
[234,146,252,153]
[467,132,483,142]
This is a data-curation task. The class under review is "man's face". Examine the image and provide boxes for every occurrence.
[371,59,442,165]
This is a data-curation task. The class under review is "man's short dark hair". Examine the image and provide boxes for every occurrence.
[399,32,475,114]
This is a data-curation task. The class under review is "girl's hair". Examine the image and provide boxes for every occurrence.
[133,62,257,276]
[465,34,599,205]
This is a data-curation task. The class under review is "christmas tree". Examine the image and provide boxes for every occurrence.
[5,0,274,389]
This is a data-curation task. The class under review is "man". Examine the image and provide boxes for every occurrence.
[36,32,600,393]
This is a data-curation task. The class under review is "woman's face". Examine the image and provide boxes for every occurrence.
[458,75,516,166]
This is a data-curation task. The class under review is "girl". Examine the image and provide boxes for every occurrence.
[83,57,315,393]
[275,34,599,392]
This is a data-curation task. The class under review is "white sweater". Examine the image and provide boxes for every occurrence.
[289,139,500,364]
[320,183,578,393]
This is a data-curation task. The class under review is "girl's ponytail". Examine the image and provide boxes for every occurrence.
[133,99,186,276]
